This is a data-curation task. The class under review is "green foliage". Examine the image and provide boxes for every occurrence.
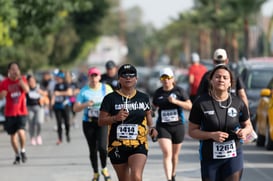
[144,0,267,63]
[0,0,110,73]
[0,0,17,46]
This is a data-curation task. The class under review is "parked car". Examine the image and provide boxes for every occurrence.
[175,68,189,94]
[234,57,273,76]
[238,61,273,126]
[255,77,273,150]
[135,66,151,93]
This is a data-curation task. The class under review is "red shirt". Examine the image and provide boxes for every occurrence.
[188,64,207,95]
[0,77,28,116]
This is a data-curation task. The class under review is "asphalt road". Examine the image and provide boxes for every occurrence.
[0,111,273,181]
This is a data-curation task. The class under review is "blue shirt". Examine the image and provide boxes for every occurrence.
[76,83,113,122]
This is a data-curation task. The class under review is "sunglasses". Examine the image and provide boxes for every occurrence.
[120,73,136,78]
[160,75,173,81]
[89,74,98,77]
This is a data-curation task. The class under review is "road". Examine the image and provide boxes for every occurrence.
[0,112,273,181]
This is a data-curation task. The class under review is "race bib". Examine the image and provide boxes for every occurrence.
[161,109,179,122]
[116,124,138,140]
[55,96,64,103]
[213,140,237,159]
[28,91,40,99]
[88,107,99,118]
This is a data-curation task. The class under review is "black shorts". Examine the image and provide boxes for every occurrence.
[4,116,27,135]
[157,124,185,144]
[201,148,244,180]
[108,144,148,164]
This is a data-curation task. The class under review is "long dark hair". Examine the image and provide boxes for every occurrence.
[209,64,234,93]
[7,62,20,70]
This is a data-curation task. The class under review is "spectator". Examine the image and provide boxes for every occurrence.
[0,62,30,164]
[188,52,207,102]
[101,60,119,90]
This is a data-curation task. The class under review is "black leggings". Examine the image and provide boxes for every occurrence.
[54,106,70,141]
[83,121,108,173]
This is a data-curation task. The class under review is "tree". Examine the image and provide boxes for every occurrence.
[0,0,110,73]
[228,0,266,59]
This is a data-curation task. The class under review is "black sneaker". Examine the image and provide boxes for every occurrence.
[66,134,70,143]
[20,152,27,163]
[13,156,20,165]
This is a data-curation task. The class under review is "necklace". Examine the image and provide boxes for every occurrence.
[117,89,136,112]
[211,91,232,109]
[218,95,232,109]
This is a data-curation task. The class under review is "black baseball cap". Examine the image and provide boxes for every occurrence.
[118,64,137,77]
[105,60,116,69]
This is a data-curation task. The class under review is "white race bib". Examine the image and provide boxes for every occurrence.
[116,124,138,140]
[161,109,179,122]
[213,140,237,159]
[55,96,64,103]
[28,91,40,99]
[88,107,99,118]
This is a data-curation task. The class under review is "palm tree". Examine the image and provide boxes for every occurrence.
[228,0,266,59]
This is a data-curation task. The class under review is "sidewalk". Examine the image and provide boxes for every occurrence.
[0,116,201,181]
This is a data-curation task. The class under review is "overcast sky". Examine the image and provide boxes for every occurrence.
[121,0,273,29]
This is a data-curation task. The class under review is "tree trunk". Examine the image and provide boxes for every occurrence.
[199,29,211,59]
[231,32,239,62]
[244,18,250,59]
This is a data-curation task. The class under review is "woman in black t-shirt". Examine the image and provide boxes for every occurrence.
[152,67,192,181]
[51,71,72,145]
[189,65,253,181]
[99,64,157,181]
[26,75,48,146]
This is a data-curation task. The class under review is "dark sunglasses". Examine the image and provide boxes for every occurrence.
[120,73,136,78]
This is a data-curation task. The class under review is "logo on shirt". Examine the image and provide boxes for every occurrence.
[227,107,237,117]
[114,101,150,111]
[204,110,215,115]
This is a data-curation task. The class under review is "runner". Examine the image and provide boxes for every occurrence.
[0,62,29,164]
[73,67,113,181]
[189,65,253,181]
[99,64,157,181]
[152,67,192,181]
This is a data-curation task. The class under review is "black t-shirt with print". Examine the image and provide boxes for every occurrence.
[152,85,189,126]
[100,90,151,150]
[189,93,249,160]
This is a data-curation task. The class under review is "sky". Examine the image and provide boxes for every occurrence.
[121,0,273,29]
[121,0,194,28]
